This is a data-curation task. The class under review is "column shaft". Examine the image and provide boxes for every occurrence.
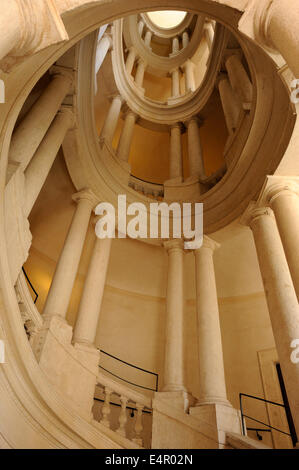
[43,190,95,320]
[269,189,299,300]
[182,60,195,93]
[225,54,253,105]
[117,111,137,162]
[135,59,146,88]
[172,37,180,54]
[182,31,189,49]
[218,77,241,134]
[249,208,299,437]
[126,47,136,75]
[24,108,73,216]
[187,118,205,178]
[171,69,180,98]
[95,34,112,75]
[9,73,72,171]
[100,95,123,145]
[169,124,183,180]
[194,238,229,405]
[144,31,152,48]
[163,240,186,392]
[73,237,112,345]
[138,20,145,37]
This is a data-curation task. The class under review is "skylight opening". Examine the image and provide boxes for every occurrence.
[147,11,187,29]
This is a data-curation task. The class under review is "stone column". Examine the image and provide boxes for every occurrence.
[218,76,241,134]
[170,68,180,98]
[246,205,299,437]
[24,107,74,216]
[100,94,123,146]
[172,37,180,54]
[194,237,230,406]
[225,54,253,106]
[182,31,189,49]
[43,189,97,320]
[186,117,205,179]
[9,70,72,171]
[135,58,147,88]
[125,47,137,75]
[144,31,152,48]
[138,20,145,37]
[95,33,112,75]
[182,60,196,93]
[267,182,299,300]
[204,22,214,51]
[117,110,137,162]
[169,123,183,180]
[163,240,186,392]
[73,236,112,346]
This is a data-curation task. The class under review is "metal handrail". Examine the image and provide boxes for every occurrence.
[99,349,159,392]
[22,267,38,304]
[239,393,294,441]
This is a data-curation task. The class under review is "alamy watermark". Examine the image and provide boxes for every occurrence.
[290,339,299,364]
[95,195,203,250]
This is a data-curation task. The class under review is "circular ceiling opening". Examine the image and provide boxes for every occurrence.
[147,11,187,29]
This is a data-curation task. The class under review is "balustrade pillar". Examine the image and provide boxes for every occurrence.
[267,182,299,300]
[182,60,196,93]
[163,240,186,392]
[245,204,299,437]
[100,94,123,146]
[186,117,205,179]
[133,404,144,446]
[117,396,128,436]
[73,236,112,346]
[225,54,253,106]
[100,387,112,427]
[42,189,97,320]
[125,47,137,75]
[218,76,241,134]
[117,110,137,162]
[169,123,183,180]
[24,107,74,216]
[9,70,72,171]
[182,31,189,49]
[170,68,180,98]
[194,237,230,406]
[135,58,147,88]
[144,31,152,48]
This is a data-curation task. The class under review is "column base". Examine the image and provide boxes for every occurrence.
[155,390,196,412]
[190,402,242,436]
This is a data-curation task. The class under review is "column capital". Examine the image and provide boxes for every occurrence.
[256,176,299,206]
[49,65,74,87]
[169,122,183,133]
[72,188,99,209]
[163,239,184,253]
[241,201,275,228]
[181,59,195,72]
[238,0,277,51]
[58,105,76,129]
[194,235,220,254]
[107,93,125,104]
[184,115,204,129]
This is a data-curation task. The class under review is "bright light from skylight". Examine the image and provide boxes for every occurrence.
[147,11,187,29]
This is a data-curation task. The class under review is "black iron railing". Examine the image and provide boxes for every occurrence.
[239,393,297,446]
[99,349,159,392]
[22,267,38,304]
